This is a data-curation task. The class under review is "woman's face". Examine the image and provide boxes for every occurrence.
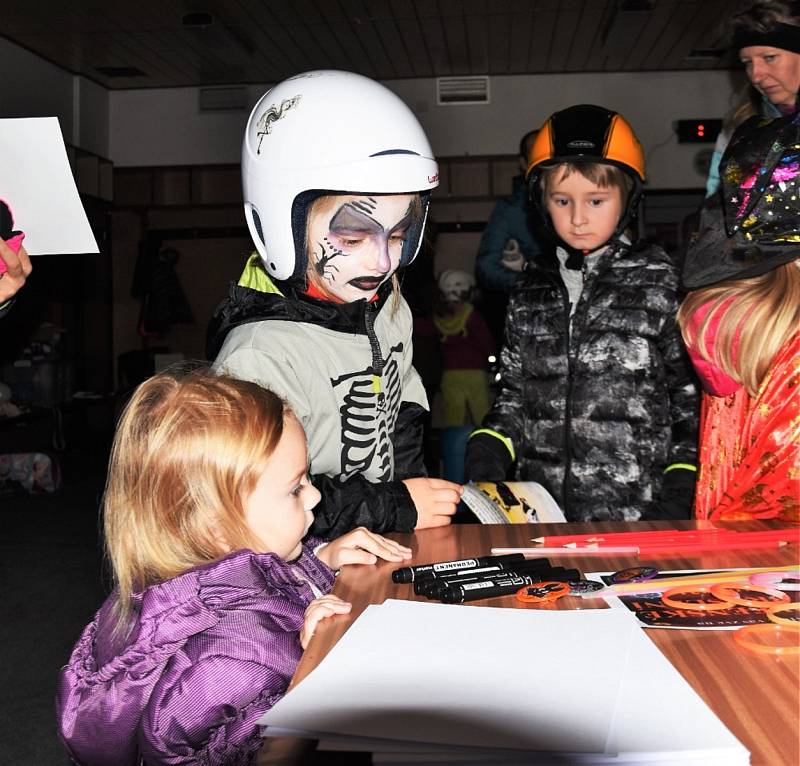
[306,194,416,303]
[740,45,800,108]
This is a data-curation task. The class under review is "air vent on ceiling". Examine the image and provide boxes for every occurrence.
[95,66,147,78]
[199,86,249,112]
[437,76,490,106]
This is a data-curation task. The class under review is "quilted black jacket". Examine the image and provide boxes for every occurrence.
[475,240,699,522]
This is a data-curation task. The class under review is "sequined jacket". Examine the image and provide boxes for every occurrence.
[480,240,699,521]
[56,545,334,766]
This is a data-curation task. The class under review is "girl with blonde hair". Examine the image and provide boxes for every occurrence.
[56,368,410,766]
[680,108,799,522]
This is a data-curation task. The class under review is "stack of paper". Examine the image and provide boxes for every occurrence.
[259,600,748,764]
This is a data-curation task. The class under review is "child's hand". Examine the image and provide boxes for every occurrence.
[0,239,32,305]
[316,527,413,570]
[301,595,351,649]
[402,478,462,529]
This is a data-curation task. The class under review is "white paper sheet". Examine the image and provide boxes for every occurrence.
[0,117,99,255]
[260,599,747,763]
[262,601,631,753]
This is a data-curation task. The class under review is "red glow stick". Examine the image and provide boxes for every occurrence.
[635,540,790,555]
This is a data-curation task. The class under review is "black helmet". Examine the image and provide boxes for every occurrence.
[526,104,646,249]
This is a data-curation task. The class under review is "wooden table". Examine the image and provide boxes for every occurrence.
[259,520,800,765]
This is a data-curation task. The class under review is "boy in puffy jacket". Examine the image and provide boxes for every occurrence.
[465,105,699,522]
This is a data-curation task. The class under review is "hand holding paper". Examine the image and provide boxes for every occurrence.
[0,237,32,304]
[403,477,462,529]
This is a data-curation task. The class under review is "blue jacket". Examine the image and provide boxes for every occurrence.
[475,177,541,293]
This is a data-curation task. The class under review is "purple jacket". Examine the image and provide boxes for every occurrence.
[56,544,334,766]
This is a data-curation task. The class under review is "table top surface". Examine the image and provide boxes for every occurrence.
[259,520,800,766]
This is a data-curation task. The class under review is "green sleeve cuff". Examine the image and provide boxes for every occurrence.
[469,428,515,460]
[664,463,697,474]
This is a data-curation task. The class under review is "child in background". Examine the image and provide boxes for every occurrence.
[416,270,495,482]
[465,104,699,522]
[679,109,799,522]
[209,70,461,538]
[56,369,411,766]
[433,270,495,431]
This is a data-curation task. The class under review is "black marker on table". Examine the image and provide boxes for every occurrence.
[419,560,558,598]
[440,568,580,604]
[392,553,526,584]
[413,557,551,595]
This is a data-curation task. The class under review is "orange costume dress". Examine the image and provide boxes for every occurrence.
[694,331,799,522]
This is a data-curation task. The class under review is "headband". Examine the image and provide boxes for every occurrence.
[733,22,800,53]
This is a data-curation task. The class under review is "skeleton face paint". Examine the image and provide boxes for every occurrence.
[307,194,416,303]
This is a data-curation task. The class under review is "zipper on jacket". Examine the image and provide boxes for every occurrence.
[557,275,574,518]
[364,302,386,409]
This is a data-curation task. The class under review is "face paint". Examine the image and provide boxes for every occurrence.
[307,194,416,303]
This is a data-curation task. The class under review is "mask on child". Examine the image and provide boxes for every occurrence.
[685,298,743,397]
[307,194,416,303]
[686,347,743,398]
[438,270,475,303]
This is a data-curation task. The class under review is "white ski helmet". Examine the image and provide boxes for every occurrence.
[242,70,439,282]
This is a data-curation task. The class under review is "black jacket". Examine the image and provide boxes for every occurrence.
[467,241,699,521]
[208,275,426,539]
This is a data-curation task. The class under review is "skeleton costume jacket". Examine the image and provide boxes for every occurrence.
[208,265,428,538]
[479,240,699,522]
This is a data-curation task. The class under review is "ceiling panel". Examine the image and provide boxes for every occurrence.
[0,0,744,90]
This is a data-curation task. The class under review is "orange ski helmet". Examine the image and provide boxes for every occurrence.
[526,104,645,245]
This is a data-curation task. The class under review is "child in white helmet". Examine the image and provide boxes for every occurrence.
[210,70,461,538]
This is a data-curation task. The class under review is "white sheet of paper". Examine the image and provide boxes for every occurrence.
[605,621,747,761]
[261,600,632,753]
[0,117,99,255]
[260,599,747,763]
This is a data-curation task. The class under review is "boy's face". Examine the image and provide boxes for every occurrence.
[242,414,320,561]
[545,168,624,253]
[307,194,416,303]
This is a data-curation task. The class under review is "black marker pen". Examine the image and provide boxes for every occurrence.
[440,568,580,604]
[392,553,526,584]
[413,557,551,595]
[423,565,570,600]
[419,560,558,598]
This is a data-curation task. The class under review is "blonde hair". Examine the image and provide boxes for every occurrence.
[305,193,424,312]
[677,262,800,396]
[104,368,286,631]
[540,162,634,198]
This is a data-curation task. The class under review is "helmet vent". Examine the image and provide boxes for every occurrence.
[436,76,490,106]
[251,208,265,245]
